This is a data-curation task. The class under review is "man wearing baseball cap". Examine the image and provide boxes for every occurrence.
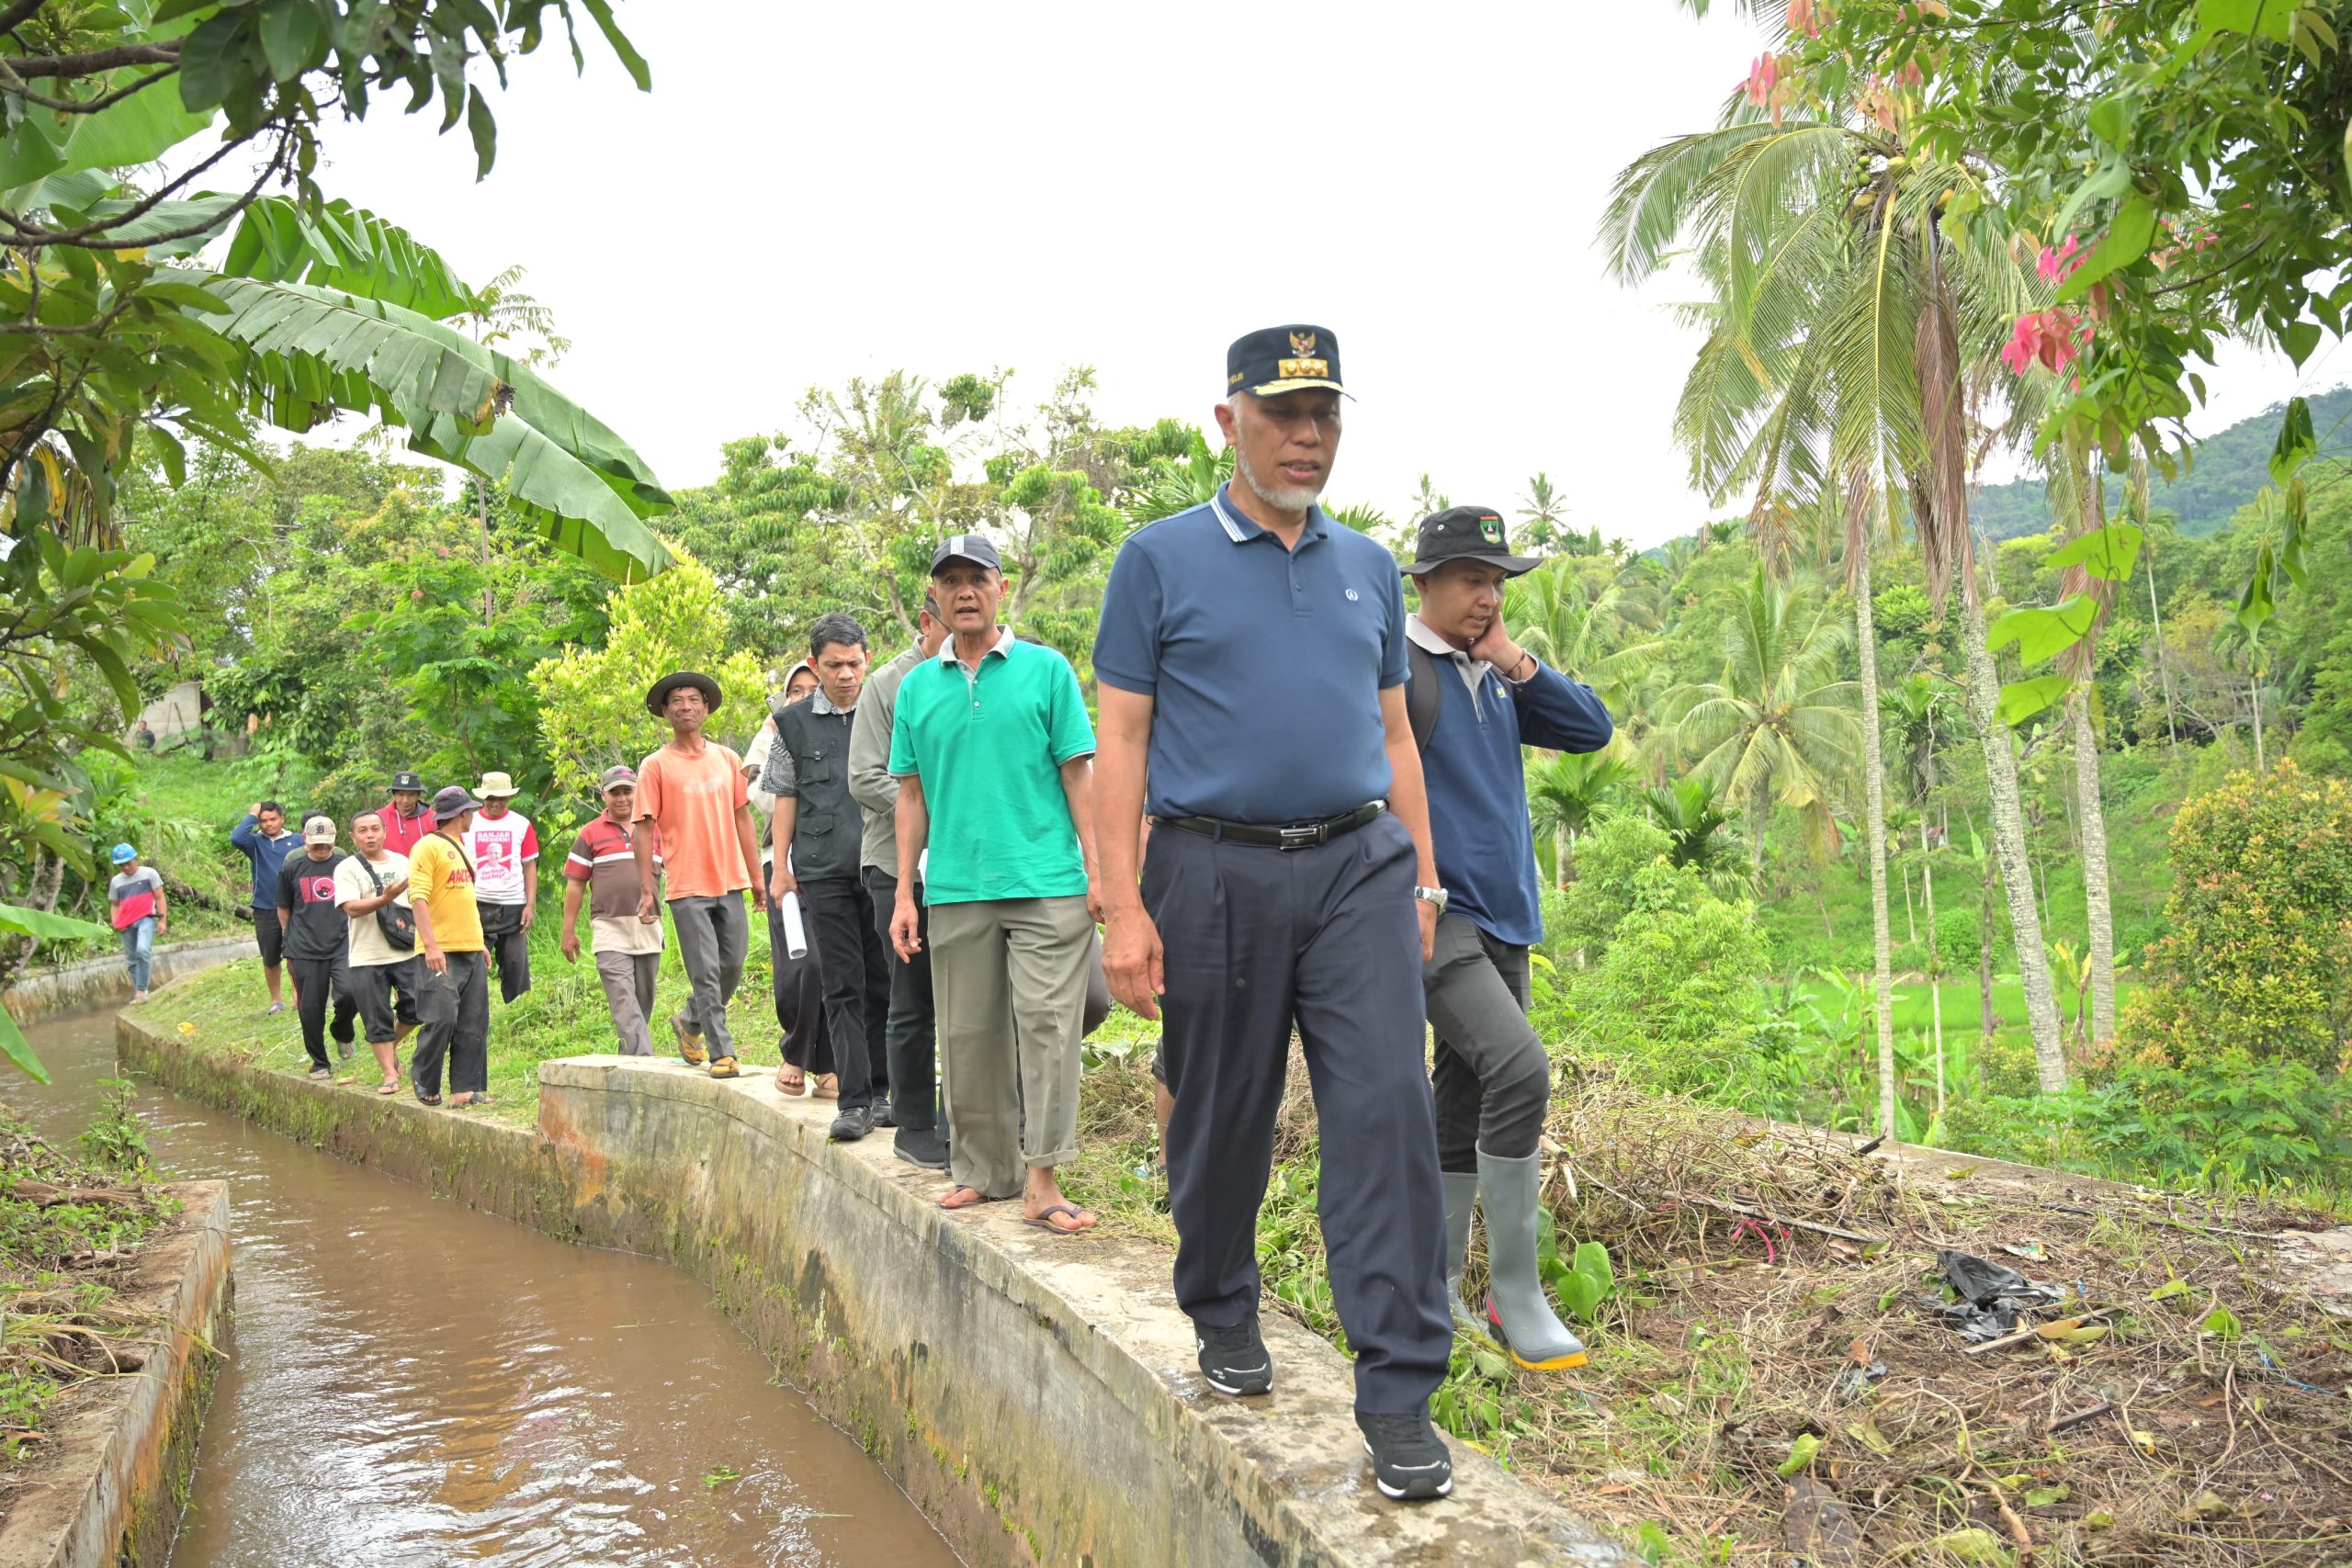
[889,534,1102,1235]
[462,771,541,1004]
[409,785,493,1108]
[107,843,165,1003]
[1400,506,1613,1374]
[277,815,360,1077]
[636,671,766,1079]
[377,771,431,858]
[1091,326,1459,1500]
[560,765,666,1055]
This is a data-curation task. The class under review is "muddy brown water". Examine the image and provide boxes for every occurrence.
[16,1010,962,1568]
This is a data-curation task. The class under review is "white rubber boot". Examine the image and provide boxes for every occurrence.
[1476,1147,1589,1370]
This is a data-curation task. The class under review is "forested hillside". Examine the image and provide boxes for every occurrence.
[1970,383,2352,540]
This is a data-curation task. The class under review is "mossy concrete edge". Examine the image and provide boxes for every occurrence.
[3,937,257,1026]
[116,1016,1631,1567]
[0,1181,232,1568]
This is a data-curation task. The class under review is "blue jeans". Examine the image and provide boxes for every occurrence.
[119,917,155,992]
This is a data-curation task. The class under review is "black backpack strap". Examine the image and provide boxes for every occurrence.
[1406,639,1441,754]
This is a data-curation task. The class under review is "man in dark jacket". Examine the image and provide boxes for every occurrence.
[232,799,300,1014]
[1401,506,1614,1372]
[765,612,893,1144]
[277,815,361,1076]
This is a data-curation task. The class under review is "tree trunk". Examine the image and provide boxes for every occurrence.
[0,850,63,995]
[1903,863,1917,945]
[2071,690,2117,1047]
[475,476,496,625]
[1960,592,2069,1090]
[1978,880,1997,1040]
[1921,822,1945,1121]
[2146,547,2179,752]
[1853,547,1900,1142]
[1555,820,1572,889]
[2251,674,2267,771]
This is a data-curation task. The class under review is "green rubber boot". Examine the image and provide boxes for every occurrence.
[1441,1169,1481,1333]
[1476,1147,1589,1370]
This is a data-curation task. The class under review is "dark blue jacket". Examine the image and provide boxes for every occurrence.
[1410,643,1613,947]
[230,814,300,909]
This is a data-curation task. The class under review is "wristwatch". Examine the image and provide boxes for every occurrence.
[1413,886,1449,913]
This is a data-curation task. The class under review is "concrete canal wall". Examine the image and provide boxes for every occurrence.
[116,1017,1632,1568]
[2,936,256,1027]
[0,1182,232,1568]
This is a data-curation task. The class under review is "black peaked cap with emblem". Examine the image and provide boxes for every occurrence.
[1227,324,1344,399]
[1401,505,1542,578]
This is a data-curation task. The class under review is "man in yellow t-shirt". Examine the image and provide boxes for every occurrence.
[409,784,492,1109]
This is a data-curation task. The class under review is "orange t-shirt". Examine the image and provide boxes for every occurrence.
[635,742,752,900]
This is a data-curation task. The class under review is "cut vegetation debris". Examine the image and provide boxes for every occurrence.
[1065,1055,2352,1568]
[0,1102,175,1490]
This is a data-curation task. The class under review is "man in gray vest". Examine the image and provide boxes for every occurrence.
[848,594,953,1170]
[765,613,893,1143]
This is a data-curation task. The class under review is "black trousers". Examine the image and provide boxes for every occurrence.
[1147,812,1452,1415]
[288,957,357,1069]
[864,867,937,1134]
[1423,915,1552,1170]
[479,901,532,1003]
[800,875,890,1111]
[413,950,489,1096]
[769,893,833,1074]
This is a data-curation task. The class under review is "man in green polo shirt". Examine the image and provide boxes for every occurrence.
[888,535,1102,1234]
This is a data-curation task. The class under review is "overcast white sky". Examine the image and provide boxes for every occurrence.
[284,2,2321,553]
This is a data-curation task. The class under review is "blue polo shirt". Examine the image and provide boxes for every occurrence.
[1093,486,1407,823]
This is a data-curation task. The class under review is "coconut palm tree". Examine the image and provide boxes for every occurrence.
[1639,775,1749,897]
[1601,71,2071,1100]
[1504,555,1667,732]
[1528,745,1636,886]
[2048,437,2120,1045]
[1668,568,1860,872]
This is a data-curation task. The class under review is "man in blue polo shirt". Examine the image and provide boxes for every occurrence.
[1401,506,1613,1374]
[1093,326,1457,1503]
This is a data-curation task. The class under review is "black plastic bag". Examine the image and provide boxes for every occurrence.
[1923,1247,2067,1342]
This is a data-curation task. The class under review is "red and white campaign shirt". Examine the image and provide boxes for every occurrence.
[459,809,540,907]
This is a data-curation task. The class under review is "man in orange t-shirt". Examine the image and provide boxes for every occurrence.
[636,671,766,1078]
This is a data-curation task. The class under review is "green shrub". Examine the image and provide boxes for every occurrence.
[2066,1056,2352,1188]
[1547,816,1674,963]
[1567,861,1771,1093]
[2118,760,2352,1072]
[1932,905,1982,971]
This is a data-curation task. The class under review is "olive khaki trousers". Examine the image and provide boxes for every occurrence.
[927,894,1092,1199]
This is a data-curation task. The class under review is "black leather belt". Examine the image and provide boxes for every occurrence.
[1155,802,1384,850]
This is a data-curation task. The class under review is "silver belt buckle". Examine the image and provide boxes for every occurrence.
[1277,822,1323,850]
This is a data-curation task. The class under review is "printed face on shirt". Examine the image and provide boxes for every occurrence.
[296,868,340,906]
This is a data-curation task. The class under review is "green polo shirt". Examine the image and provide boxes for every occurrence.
[888,629,1095,906]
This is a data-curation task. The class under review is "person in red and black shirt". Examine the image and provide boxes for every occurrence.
[277,815,360,1077]
[559,765,665,1055]
[376,771,432,859]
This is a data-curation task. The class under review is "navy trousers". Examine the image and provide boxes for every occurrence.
[1146,810,1452,1414]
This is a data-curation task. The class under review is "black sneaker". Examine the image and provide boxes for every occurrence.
[1356,1409,1453,1501]
[892,1126,949,1169]
[1194,1315,1273,1397]
[830,1103,878,1142]
[874,1104,896,1130]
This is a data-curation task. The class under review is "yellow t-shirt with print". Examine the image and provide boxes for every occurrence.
[410,833,484,953]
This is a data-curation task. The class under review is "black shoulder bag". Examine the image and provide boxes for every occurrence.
[361,858,416,951]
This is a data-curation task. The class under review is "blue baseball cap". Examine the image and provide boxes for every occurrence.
[110,842,136,864]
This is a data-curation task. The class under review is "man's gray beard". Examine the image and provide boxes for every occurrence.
[1235,447,1324,514]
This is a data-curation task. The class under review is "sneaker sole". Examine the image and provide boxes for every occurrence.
[1199,1363,1273,1397]
[892,1148,949,1170]
[1361,1437,1454,1500]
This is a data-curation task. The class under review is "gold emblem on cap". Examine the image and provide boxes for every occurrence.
[1278,357,1329,379]
[1290,330,1317,355]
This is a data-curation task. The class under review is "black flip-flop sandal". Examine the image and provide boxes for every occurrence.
[413,1089,442,1107]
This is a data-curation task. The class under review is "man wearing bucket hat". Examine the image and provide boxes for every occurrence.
[376,770,432,858]
[461,771,540,1003]
[409,785,493,1108]
[635,671,765,1079]
[107,843,166,1002]
[1091,325,1459,1501]
[1399,505,1613,1374]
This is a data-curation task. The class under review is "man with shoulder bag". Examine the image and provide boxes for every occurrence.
[336,808,423,1097]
